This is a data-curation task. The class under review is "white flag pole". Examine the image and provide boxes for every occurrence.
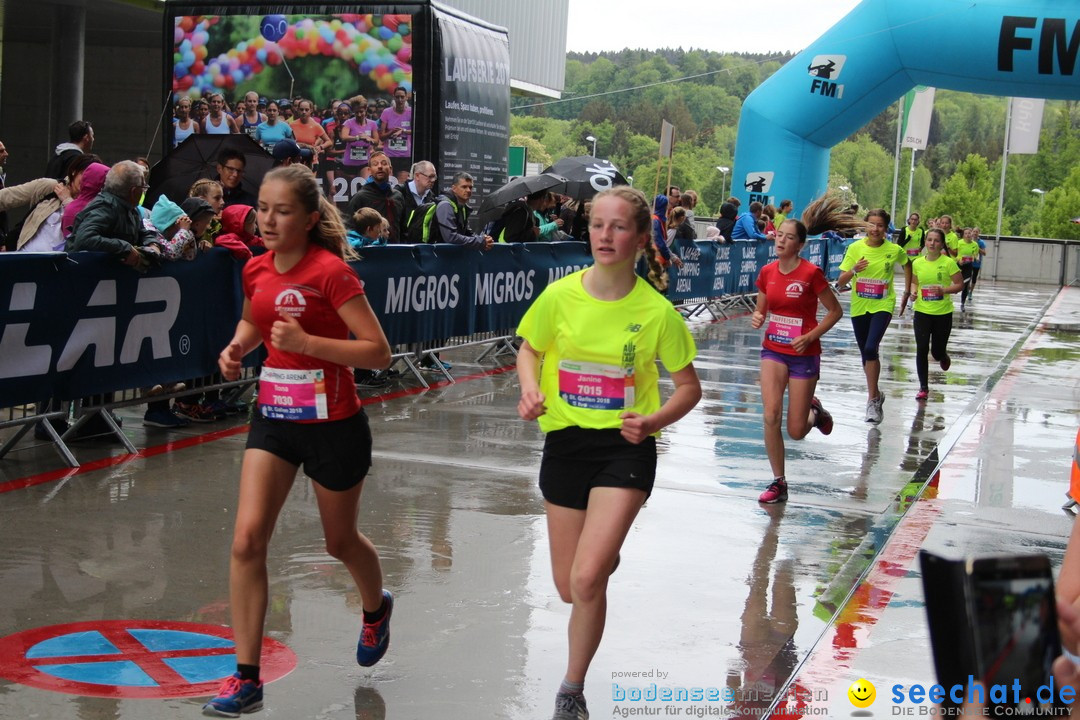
[904,149,917,220]
[890,97,904,223]
[992,99,1013,282]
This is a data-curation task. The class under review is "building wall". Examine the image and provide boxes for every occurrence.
[440,0,567,98]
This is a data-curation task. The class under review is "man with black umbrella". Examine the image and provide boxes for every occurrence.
[216,148,258,208]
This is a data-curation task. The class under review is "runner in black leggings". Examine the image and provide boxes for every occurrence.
[907,228,963,401]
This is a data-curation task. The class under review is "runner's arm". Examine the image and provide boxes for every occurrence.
[516,340,546,421]
[619,363,701,444]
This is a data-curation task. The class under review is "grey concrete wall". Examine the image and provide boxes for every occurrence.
[2,41,162,185]
[988,240,1080,286]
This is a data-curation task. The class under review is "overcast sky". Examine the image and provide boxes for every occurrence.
[566,0,862,54]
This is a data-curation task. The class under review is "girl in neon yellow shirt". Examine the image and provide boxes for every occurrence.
[836,209,913,424]
[907,228,963,401]
[517,185,702,720]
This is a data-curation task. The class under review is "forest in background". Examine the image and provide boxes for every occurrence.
[510,48,1080,239]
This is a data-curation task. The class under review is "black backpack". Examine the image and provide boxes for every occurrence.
[404,199,438,244]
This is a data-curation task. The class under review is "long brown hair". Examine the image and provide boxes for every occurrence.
[799,194,869,237]
[261,165,356,260]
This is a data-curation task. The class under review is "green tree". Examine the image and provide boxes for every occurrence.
[921,154,998,229]
[1036,164,1080,240]
[508,134,552,168]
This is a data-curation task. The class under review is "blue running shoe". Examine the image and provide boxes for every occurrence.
[202,672,263,717]
[356,590,393,667]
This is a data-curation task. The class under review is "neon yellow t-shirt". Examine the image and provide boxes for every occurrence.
[899,227,925,258]
[945,231,960,253]
[516,269,697,434]
[911,254,961,315]
[838,239,909,317]
[955,238,980,266]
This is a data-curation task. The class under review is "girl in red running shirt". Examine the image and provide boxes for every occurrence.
[204,165,393,717]
[750,199,846,504]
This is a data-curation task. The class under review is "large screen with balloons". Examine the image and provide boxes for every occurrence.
[171,11,415,201]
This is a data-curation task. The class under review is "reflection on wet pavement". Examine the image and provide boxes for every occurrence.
[0,282,1077,719]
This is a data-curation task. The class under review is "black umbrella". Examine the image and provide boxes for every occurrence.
[146,135,274,208]
[543,156,628,200]
[478,173,568,216]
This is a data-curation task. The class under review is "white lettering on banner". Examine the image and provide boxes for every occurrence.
[678,263,700,277]
[0,277,181,380]
[740,260,758,273]
[676,278,692,292]
[741,246,756,259]
[384,274,461,313]
[548,265,586,283]
[716,246,731,260]
[714,261,732,276]
[475,270,535,305]
[680,245,701,262]
[444,57,510,86]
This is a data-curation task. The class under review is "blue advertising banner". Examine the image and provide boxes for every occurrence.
[0,250,239,407]
[1,240,846,408]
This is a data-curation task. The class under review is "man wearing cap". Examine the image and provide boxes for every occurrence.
[345,151,404,243]
[272,139,312,168]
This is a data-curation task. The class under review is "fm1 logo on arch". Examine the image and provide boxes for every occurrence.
[0,620,296,699]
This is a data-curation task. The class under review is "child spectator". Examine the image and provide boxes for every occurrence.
[180,197,216,252]
[347,207,387,248]
[147,196,197,261]
[214,204,264,260]
[188,178,225,244]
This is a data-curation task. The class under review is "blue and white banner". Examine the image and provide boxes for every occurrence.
[0,240,848,408]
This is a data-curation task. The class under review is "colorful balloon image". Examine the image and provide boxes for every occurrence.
[172,14,413,101]
[260,15,287,42]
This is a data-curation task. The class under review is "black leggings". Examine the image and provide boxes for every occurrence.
[913,311,952,388]
[960,265,973,305]
[851,311,892,364]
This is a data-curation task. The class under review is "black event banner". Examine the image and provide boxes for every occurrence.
[0,250,240,407]
[433,8,511,224]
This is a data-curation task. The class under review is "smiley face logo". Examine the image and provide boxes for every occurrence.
[848,678,876,708]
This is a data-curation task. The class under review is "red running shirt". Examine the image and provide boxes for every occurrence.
[243,244,365,421]
[755,259,830,356]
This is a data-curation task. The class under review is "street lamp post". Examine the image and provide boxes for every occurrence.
[627,176,634,187]
[717,166,730,199]
[585,135,597,157]
[1032,188,1046,208]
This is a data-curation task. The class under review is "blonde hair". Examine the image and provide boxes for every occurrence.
[592,185,651,235]
[352,207,384,234]
[188,178,223,199]
[593,185,666,291]
[262,165,356,260]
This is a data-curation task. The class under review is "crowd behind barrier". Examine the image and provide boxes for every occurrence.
[0,239,854,411]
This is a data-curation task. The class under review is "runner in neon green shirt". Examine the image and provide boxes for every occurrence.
[836,209,913,424]
[897,212,925,260]
[516,185,702,720]
[906,228,963,400]
[955,228,980,311]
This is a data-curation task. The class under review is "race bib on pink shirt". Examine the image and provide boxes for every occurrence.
[558,360,635,410]
[258,368,328,420]
[920,285,944,302]
[855,277,888,300]
[766,314,802,345]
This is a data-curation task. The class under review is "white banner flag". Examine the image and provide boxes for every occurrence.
[900,86,935,150]
[659,120,675,158]
[1008,97,1045,155]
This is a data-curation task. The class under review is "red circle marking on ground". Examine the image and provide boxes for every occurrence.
[0,620,296,699]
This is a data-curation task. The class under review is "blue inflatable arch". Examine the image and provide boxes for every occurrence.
[732,0,1080,215]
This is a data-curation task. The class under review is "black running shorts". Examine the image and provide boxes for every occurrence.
[539,426,657,510]
[246,409,372,491]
